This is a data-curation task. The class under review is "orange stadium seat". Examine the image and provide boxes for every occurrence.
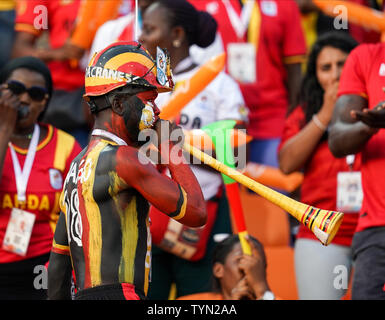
[264,246,298,300]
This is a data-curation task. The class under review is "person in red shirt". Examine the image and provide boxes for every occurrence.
[328,42,385,300]
[190,0,306,171]
[12,0,90,147]
[0,56,81,299]
[279,32,359,299]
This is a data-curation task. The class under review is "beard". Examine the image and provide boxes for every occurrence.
[122,98,149,147]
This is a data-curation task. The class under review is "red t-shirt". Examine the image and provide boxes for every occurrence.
[15,0,84,91]
[279,107,359,246]
[191,0,306,139]
[191,0,245,48]
[338,42,385,232]
[0,124,82,263]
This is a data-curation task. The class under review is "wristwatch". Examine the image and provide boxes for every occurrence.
[260,290,275,300]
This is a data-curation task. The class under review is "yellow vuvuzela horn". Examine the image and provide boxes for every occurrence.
[183,143,344,246]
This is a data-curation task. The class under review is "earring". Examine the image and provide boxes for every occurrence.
[173,39,181,48]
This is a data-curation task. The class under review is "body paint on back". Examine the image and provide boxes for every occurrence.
[114,142,198,221]
[114,147,176,213]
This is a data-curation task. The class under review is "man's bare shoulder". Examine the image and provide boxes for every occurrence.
[114,145,159,180]
[114,145,154,166]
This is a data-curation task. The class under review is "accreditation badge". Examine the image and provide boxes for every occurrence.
[227,42,256,83]
[336,171,363,213]
[2,208,36,256]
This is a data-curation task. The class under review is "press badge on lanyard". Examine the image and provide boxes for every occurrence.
[2,208,36,256]
[2,124,39,256]
[225,0,256,83]
[336,154,363,213]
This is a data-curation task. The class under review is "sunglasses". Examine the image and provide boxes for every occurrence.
[7,80,48,102]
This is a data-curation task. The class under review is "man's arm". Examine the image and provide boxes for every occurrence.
[116,120,206,228]
[12,31,75,62]
[47,212,72,300]
[328,94,379,157]
[282,0,306,113]
[11,32,40,58]
[285,63,303,112]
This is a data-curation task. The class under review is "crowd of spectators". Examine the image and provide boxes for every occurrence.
[0,0,385,300]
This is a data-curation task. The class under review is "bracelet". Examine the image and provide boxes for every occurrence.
[312,114,327,131]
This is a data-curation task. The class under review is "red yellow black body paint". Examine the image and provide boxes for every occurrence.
[107,112,131,144]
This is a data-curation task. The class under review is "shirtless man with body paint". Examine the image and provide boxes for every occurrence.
[47,41,206,300]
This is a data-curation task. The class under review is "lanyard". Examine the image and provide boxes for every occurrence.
[8,124,40,202]
[223,0,255,40]
[91,129,128,146]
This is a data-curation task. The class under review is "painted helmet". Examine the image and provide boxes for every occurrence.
[84,41,173,98]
